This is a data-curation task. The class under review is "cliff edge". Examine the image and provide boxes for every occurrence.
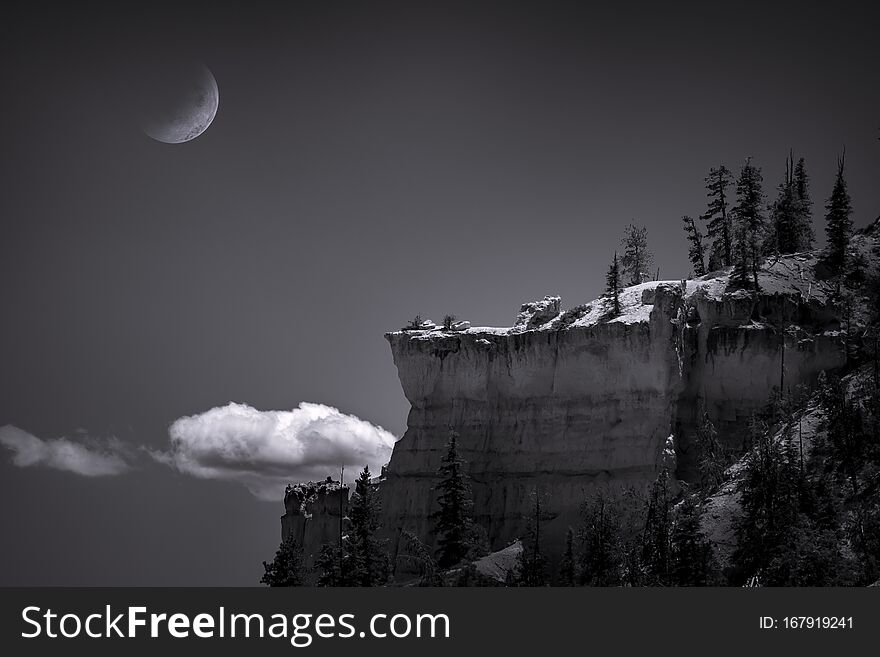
[378,234,879,561]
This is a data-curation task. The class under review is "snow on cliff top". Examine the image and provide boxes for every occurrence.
[393,276,714,338]
[391,227,878,339]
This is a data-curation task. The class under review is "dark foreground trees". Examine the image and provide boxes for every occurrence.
[573,475,717,586]
[515,488,550,586]
[314,467,390,587]
[731,414,852,586]
[433,430,487,568]
[731,365,880,586]
[557,527,576,586]
[348,466,390,586]
[261,533,307,586]
[695,409,726,493]
[577,489,626,585]
[670,491,716,586]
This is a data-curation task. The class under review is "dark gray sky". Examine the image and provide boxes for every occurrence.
[1,0,878,585]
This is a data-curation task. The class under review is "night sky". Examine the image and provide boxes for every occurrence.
[1,0,878,585]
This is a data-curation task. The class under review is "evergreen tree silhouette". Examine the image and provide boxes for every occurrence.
[605,251,621,316]
[731,159,766,289]
[620,223,653,285]
[557,527,576,586]
[701,165,734,268]
[642,468,673,585]
[517,488,550,586]
[823,153,854,287]
[696,408,725,493]
[433,429,479,568]
[260,533,307,586]
[793,157,815,250]
[347,465,389,586]
[577,490,623,586]
[681,214,706,276]
[670,492,716,586]
[767,153,814,255]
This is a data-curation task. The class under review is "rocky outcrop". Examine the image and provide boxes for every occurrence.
[281,478,348,574]
[515,295,561,329]
[381,282,687,560]
[379,248,859,565]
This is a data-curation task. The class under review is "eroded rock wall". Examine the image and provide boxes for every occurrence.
[380,272,847,563]
[381,285,687,557]
[674,284,846,475]
[281,479,348,575]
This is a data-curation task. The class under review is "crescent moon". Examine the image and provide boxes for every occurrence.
[143,66,219,144]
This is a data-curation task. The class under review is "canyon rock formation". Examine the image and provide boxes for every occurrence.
[282,221,878,573]
[378,250,858,564]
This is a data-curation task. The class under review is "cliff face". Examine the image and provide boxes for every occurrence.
[281,479,348,575]
[380,251,851,559]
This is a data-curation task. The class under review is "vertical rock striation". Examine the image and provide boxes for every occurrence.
[379,254,850,561]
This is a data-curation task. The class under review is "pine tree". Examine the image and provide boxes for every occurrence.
[701,165,734,268]
[732,416,801,584]
[315,544,346,586]
[794,157,811,213]
[617,489,650,586]
[767,154,798,255]
[695,408,725,493]
[347,466,389,586]
[670,492,716,586]
[766,153,813,256]
[846,251,868,289]
[399,529,442,586]
[557,527,576,586]
[605,251,621,316]
[681,215,706,276]
[730,222,753,288]
[731,159,766,289]
[577,490,623,586]
[620,223,653,286]
[793,157,815,250]
[517,488,550,586]
[822,153,854,285]
[433,429,480,568]
[642,468,673,585]
[814,372,880,584]
[823,375,866,498]
[261,533,307,587]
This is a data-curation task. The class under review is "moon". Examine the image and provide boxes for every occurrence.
[142,65,219,144]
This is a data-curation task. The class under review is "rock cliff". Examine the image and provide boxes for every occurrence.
[379,247,861,562]
[281,478,348,576]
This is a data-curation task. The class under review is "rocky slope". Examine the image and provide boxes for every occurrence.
[699,401,826,571]
[377,228,880,563]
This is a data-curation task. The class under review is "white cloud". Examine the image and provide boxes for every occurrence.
[156,402,397,500]
[0,425,131,477]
